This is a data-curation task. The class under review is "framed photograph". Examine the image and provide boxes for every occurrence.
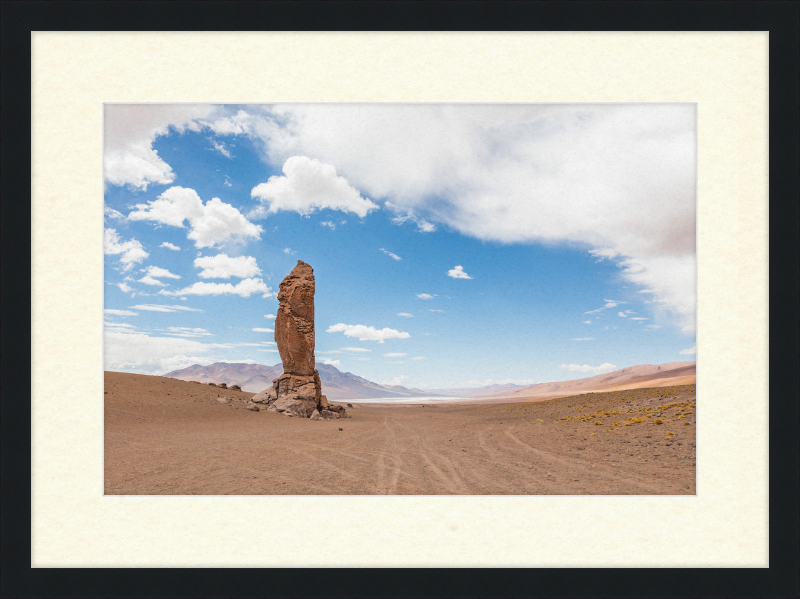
[4,1,797,597]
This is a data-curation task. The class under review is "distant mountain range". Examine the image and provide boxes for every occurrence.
[163,360,696,402]
[497,361,696,399]
[163,362,441,400]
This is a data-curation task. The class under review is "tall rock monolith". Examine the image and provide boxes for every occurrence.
[251,261,347,420]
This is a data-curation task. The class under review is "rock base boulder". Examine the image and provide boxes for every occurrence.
[252,369,348,419]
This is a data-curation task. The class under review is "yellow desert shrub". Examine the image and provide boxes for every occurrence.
[595,421,603,425]
[654,419,663,424]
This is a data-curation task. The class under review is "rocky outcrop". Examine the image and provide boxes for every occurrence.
[254,261,348,420]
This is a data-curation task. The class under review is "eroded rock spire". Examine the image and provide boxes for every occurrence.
[251,261,347,420]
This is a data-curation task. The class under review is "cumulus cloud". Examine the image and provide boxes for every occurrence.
[195,254,261,279]
[104,309,138,316]
[383,353,407,357]
[326,323,411,343]
[379,375,408,386]
[380,248,402,261]
[323,359,341,367]
[145,266,181,279]
[320,220,336,230]
[138,275,167,286]
[250,156,378,219]
[116,282,133,294]
[570,337,594,341]
[104,228,148,270]
[160,242,180,251]
[680,343,697,355]
[560,363,617,374]
[252,328,274,333]
[341,347,371,352]
[103,104,215,190]
[630,317,649,321]
[238,104,695,332]
[282,247,295,255]
[128,186,263,249]
[264,314,276,319]
[129,304,203,313]
[416,293,435,300]
[618,312,627,317]
[158,278,272,298]
[397,312,413,318]
[410,356,426,360]
[447,265,473,279]
[582,320,592,324]
[429,309,444,313]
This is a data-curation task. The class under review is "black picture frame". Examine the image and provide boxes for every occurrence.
[2,2,797,598]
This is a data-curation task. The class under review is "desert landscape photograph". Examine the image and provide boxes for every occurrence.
[104,103,697,495]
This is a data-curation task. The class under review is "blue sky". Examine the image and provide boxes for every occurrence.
[103,104,696,388]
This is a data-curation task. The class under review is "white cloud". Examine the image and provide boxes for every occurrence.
[282,247,295,255]
[416,293,435,300]
[385,202,436,233]
[160,242,180,251]
[210,139,232,158]
[447,265,473,279]
[645,324,662,329]
[582,320,592,324]
[165,327,212,338]
[570,337,594,341]
[104,309,138,316]
[326,323,410,343]
[680,343,697,355]
[195,254,261,279]
[103,104,215,190]
[630,317,649,321]
[138,275,167,287]
[410,356,426,360]
[383,353,407,358]
[618,312,627,317]
[560,363,617,374]
[128,186,263,249]
[397,312,413,318]
[104,228,148,271]
[144,265,181,279]
[257,349,280,353]
[129,304,203,313]
[116,282,133,294]
[250,156,378,219]
[104,206,126,221]
[103,328,227,375]
[246,104,695,331]
[320,220,336,230]
[379,248,402,261]
[159,278,272,298]
[264,314,276,319]
[429,309,444,313]
[253,328,274,333]
[341,347,371,352]
[323,359,341,367]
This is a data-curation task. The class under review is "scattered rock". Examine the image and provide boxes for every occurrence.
[230,384,242,391]
[218,383,228,389]
[309,409,321,421]
[208,383,218,387]
[346,403,353,408]
[246,402,259,411]
[339,428,343,431]
[216,396,229,404]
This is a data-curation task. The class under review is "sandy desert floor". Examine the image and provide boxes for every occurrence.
[104,372,696,495]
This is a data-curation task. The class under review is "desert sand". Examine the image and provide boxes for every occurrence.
[104,372,696,495]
